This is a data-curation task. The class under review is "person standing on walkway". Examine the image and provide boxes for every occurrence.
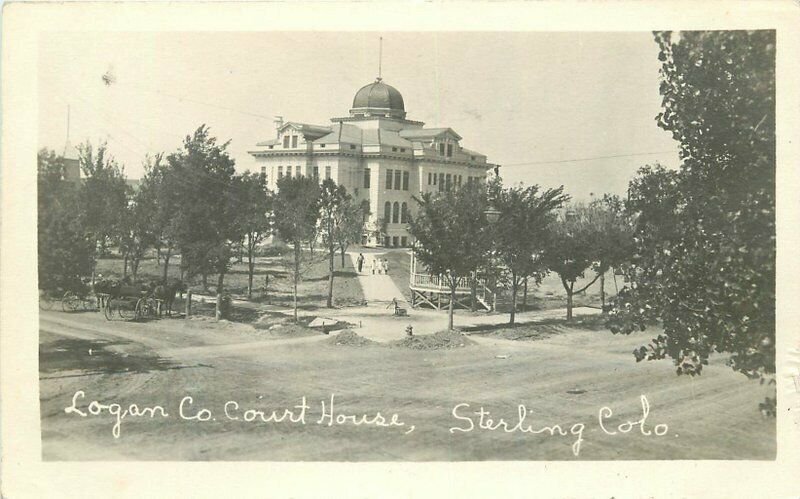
[382,258,389,275]
[370,257,376,275]
[356,253,365,273]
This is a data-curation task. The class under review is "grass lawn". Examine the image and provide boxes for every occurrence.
[94,249,365,320]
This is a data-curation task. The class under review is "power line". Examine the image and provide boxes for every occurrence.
[502,150,677,167]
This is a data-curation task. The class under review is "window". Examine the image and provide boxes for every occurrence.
[268,145,274,149]
[446,174,452,191]
[325,166,331,180]
[392,236,399,248]
[392,202,400,223]
[384,202,391,224]
[291,135,298,148]
[401,202,408,223]
[364,168,371,188]
[433,173,437,185]
[313,166,319,179]
[427,172,432,185]
[283,136,290,148]
[457,175,462,187]
[384,236,391,247]
[401,236,408,247]
[350,144,356,150]
[402,171,409,191]
[392,147,398,152]
[296,165,302,177]
[260,166,267,180]
[400,148,406,153]
[287,165,292,177]
[447,144,453,157]
[319,144,326,148]
[439,143,446,156]
[278,166,283,179]
[386,169,393,189]
[471,155,476,161]
[394,170,401,190]
[438,173,445,192]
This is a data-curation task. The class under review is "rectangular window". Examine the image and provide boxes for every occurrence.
[392,147,398,152]
[392,236,399,248]
[401,236,408,247]
[427,172,431,185]
[291,135,298,148]
[402,171,409,191]
[457,175,462,186]
[313,166,319,179]
[447,144,453,157]
[386,169,393,189]
[325,166,331,179]
[364,168,371,188]
[433,173,437,185]
[439,143,446,156]
[394,170,402,190]
[438,173,445,192]
[446,174,451,191]
[297,166,303,177]
[350,144,356,150]
[260,166,267,179]
[319,144,326,148]
[400,148,406,153]
[283,135,290,148]
[287,165,292,177]
[384,236,391,247]
[278,166,283,179]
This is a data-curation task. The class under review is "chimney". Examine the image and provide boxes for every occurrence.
[273,115,284,138]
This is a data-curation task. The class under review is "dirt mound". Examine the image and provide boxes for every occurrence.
[391,330,475,350]
[327,330,377,347]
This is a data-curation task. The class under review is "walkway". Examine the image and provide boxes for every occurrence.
[348,252,406,305]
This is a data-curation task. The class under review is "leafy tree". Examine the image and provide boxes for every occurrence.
[335,198,367,268]
[542,203,604,320]
[589,194,634,311]
[607,32,775,410]
[166,125,239,319]
[273,175,321,322]
[230,172,273,298]
[318,179,349,308]
[488,179,568,324]
[77,141,129,266]
[409,183,491,330]
[37,149,94,292]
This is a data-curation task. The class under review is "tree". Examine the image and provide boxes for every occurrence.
[335,199,367,268]
[37,149,94,292]
[318,179,349,308]
[588,194,634,311]
[77,141,129,269]
[542,203,604,320]
[273,175,321,322]
[231,172,273,299]
[166,125,239,319]
[118,155,164,280]
[409,183,491,330]
[488,180,568,324]
[607,32,776,411]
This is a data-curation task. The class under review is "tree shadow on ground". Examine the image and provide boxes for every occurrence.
[39,338,212,379]
[463,314,610,334]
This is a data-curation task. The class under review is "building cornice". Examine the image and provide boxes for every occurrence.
[248,149,495,170]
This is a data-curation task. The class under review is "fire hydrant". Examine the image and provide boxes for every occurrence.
[405,325,413,337]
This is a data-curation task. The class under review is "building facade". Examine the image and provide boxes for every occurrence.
[248,78,497,247]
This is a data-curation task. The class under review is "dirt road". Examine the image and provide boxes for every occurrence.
[39,310,775,460]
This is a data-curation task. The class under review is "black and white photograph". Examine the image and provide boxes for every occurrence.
[3,1,800,497]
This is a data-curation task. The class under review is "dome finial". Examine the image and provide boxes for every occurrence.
[378,36,383,81]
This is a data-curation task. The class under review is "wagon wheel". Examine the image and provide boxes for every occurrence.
[61,291,80,312]
[103,299,115,321]
[117,298,137,321]
[135,297,156,320]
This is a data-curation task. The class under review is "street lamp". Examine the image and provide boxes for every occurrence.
[484,206,501,224]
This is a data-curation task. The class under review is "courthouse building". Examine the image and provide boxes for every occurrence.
[249,78,498,247]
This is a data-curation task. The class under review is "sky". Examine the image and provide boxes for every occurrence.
[38,31,680,201]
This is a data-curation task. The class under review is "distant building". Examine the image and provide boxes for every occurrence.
[62,140,81,182]
[249,78,498,247]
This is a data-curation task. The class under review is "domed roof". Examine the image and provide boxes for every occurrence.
[352,78,405,112]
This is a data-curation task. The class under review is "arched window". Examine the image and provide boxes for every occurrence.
[392,202,400,223]
[401,202,408,223]
[384,202,391,224]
